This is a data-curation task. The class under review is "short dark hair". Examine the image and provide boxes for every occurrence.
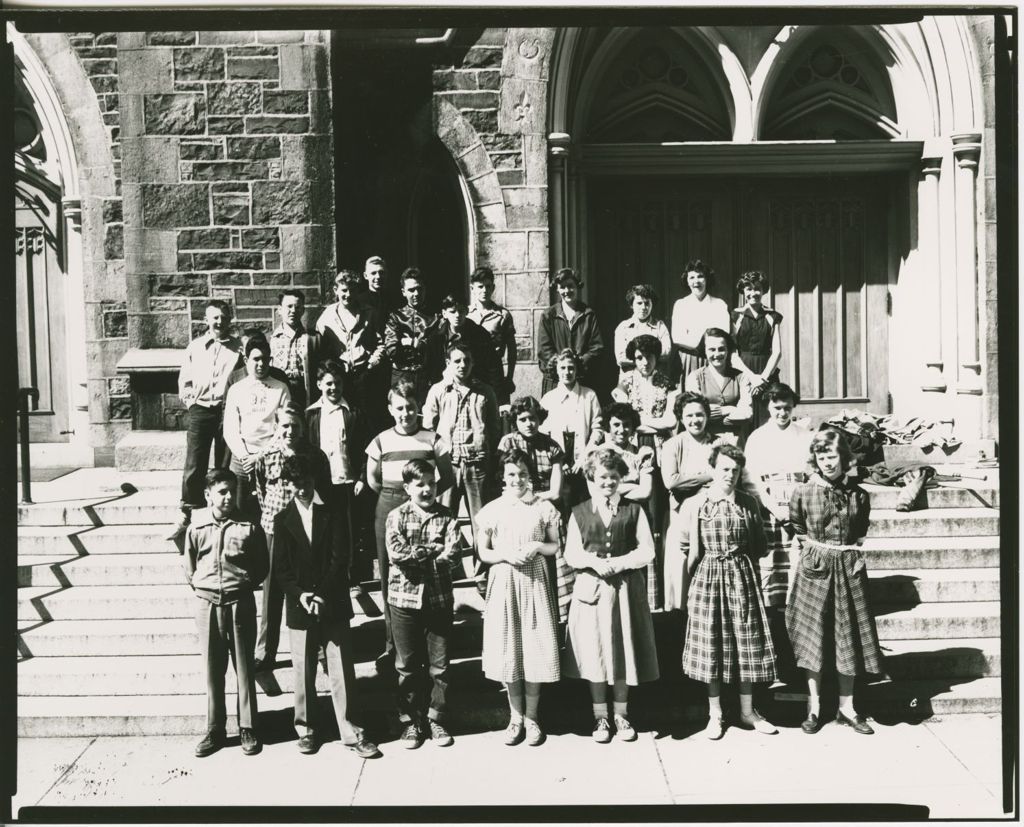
[205,468,236,488]
[401,267,423,287]
[470,267,495,285]
[446,342,473,362]
[278,289,305,305]
[334,269,362,290]
[626,333,662,362]
[552,267,582,288]
[584,447,629,480]
[810,427,852,474]
[682,259,715,286]
[206,299,232,319]
[279,453,313,484]
[440,293,467,312]
[698,327,736,358]
[764,381,798,406]
[499,446,532,471]
[316,358,346,382]
[388,379,418,405]
[601,401,640,431]
[509,395,547,424]
[625,283,656,304]
[736,270,769,295]
[709,442,746,469]
[402,458,434,483]
[244,335,270,359]
[674,391,711,421]
[554,347,580,369]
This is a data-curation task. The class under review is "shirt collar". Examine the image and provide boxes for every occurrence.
[203,333,235,348]
[592,492,622,512]
[317,395,351,413]
[705,488,737,504]
[191,506,240,528]
[410,499,439,518]
[271,323,305,338]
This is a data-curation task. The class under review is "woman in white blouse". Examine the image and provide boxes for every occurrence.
[671,259,730,380]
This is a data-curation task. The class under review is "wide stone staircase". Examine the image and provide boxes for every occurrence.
[17,467,1001,737]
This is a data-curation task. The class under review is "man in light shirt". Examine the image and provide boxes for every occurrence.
[223,335,292,520]
[170,300,243,540]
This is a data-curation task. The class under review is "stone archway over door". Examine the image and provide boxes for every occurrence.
[588,174,891,422]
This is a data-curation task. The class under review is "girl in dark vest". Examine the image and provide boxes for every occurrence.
[561,449,659,743]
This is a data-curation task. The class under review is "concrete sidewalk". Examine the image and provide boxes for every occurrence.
[13,713,1007,818]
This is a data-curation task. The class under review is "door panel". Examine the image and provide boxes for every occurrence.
[16,176,69,442]
[588,175,890,420]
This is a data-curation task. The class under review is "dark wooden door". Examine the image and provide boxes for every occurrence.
[16,175,69,442]
[588,175,890,420]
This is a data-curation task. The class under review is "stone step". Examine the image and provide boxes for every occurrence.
[18,553,185,588]
[865,568,1000,603]
[18,490,181,527]
[878,637,1001,679]
[860,482,999,510]
[865,508,999,538]
[17,525,180,556]
[873,601,1000,640]
[860,536,999,569]
[17,673,1001,738]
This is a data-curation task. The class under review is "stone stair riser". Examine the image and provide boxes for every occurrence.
[873,613,999,639]
[866,514,999,538]
[17,503,182,528]
[865,487,999,509]
[880,649,1001,680]
[866,578,1000,603]
[863,547,998,570]
[17,532,179,557]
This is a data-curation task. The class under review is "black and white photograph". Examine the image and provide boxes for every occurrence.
[6,2,1015,821]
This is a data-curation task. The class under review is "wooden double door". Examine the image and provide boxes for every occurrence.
[588,175,891,421]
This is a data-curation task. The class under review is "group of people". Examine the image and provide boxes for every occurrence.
[177,256,884,761]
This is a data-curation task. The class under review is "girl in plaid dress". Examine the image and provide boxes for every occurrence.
[680,443,778,739]
[497,396,565,504]
[787,428,883,735]
[562,449,659,744]
[476,448,562,746]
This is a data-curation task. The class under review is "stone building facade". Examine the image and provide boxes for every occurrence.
[11,19,1006,465]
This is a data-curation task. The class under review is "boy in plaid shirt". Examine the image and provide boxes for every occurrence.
[385,458,463,749]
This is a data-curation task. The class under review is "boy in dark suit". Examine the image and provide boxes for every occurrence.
[273,453,381,758]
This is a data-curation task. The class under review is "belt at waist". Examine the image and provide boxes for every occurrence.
[801,537,862,553]
[380,486,407,496]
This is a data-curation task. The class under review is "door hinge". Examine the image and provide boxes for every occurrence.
[886,291,892,316]
[887,393,893,414]
[60,430,75,435]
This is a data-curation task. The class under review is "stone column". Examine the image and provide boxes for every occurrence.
[950,132,983,393]
[918,152,946,393]
[548,131,569,269]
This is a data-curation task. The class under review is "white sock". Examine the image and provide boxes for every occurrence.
[613,701,628,718]
[592,703,608,720]
[708,695,723,719]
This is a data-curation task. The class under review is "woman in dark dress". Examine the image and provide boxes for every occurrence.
[732,271,783,431]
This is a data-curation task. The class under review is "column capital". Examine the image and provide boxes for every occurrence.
[61,197,83,230]
[950,132,982,169]
[548,132,571,158]
[920,154,943,177]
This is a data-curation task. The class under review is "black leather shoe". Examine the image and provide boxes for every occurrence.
[801,713,821,734]
[240,727,261,755]
[194,730,225,757]
[835,711,875,734]
[297,732,320,754]
[346,738,382,759]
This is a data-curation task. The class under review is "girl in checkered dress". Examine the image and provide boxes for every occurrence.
[476,448,562,747]
[562,449,659,744]
[786,428,883,735]
[679,442,778,740]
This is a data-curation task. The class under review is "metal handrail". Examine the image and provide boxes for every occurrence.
[18,387,39,504]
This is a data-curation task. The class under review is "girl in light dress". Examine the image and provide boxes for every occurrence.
[671,259,730,380]
[678,442,778,740]
[476,448,562,747]
[562,449,660,744]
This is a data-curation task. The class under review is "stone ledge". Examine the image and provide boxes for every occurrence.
[114,430,185,472]
[115,348,185,374]
[882,440,998,466]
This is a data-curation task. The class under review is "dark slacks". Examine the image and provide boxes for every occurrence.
[181,404,229,510]
[254,532,281,665]
[196,592,258,732]
[390,603,452,723]
[440,460,491,583]
[374,487,409,656]
[289,618,364,743]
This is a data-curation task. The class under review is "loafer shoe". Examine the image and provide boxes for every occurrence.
[194,729,225,758]
[739,712,778,735]
[801,713,821,734]
[346,738,382,759]
[703,716,725,740]
[835,711,875,734]
[297,733,320,754]
[592,716,612,743]
[240,727,261,756]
